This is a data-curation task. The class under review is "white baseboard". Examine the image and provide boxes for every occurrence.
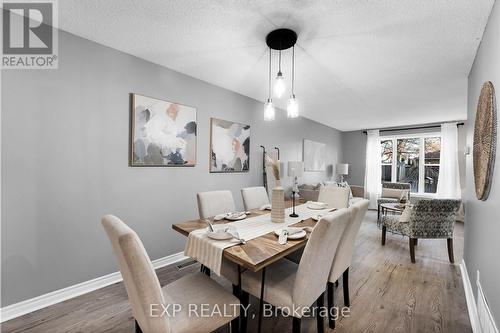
[460,259,481,333]
[0,252,187,323]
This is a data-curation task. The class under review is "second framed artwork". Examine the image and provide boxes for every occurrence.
[210,118,250,173]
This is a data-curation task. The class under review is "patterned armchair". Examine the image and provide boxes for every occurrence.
[377,182,411,221]
[381,199,461,263]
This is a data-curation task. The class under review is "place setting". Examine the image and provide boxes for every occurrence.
[204,219,246,244]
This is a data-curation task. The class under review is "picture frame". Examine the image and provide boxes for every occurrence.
[130,93,197,167]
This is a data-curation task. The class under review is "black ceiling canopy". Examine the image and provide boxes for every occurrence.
[266,29,297,50]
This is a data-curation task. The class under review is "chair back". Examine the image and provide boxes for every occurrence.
[329,199,369,282]
[102,215,169,333]
[241,186,270,211]
[318,186,350,209]
[197,190,236,218]
[408,199,461,238]
[293,208,353,308]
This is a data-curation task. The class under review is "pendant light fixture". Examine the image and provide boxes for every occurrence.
[287,45,299,118]
[263,47,275,121]
[264,28,298,120]
[274,50,286,98]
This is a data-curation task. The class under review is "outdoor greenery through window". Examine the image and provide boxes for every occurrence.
[381,135,441,194]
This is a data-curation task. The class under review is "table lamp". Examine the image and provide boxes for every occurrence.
[336,163,349,183]
[287,161,304,217]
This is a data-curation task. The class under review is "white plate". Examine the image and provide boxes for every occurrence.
[207,231,233,240]
[225,213,247,221]
[274,227,307,240]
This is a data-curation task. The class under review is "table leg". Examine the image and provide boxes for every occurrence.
[231,265,242,333]
[258,268,266,333]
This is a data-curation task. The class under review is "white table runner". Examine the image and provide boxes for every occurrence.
[184,203,334,275]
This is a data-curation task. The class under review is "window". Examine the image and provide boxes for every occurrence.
[380,135,441,194]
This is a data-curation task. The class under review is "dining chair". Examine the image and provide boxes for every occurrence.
[317,186,350,209]
[326,199,369,329]
[196,190,240,296]
[241,186,270,211]
[101,215,240,333]
[240,208,353,333]
[197,190,236,219]
[381,199,461,263]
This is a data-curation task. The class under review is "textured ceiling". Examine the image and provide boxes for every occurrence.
[58,0,494,131]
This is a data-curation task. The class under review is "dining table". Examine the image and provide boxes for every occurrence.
[172,200,331,333]
[172,200,321,272]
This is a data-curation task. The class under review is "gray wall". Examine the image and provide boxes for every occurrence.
[465,0,500,323]
[341,126,467,193]
[1,31,342,306]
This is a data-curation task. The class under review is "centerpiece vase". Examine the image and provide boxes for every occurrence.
[271,180,285,223]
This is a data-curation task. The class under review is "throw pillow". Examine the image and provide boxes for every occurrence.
[382,188,405,199]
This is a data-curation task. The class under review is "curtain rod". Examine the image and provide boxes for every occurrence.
[362,122,464,134]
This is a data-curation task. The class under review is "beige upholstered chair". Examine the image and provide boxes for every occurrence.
[326,199,369,329]
[197,190,236,219]
[197,190,240,286]
[240,208,353,333]
[318,186,350,209]
[102,215,240,333]
[241,186,270,211]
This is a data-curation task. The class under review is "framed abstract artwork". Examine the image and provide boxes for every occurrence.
[210,118,250,173]
[130,93,197,167]
[303,139,326,171]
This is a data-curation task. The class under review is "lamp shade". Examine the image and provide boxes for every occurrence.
[287,161,304,177]
[336,163,349,175]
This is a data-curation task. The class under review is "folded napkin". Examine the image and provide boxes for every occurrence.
[287,227,305,235]
[306,201,328,209]
[214,212,246,221]
[213,213,227,221]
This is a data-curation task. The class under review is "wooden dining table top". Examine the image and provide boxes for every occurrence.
[172,200,319,272]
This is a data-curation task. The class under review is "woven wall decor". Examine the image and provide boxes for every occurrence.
[473,81,497,200]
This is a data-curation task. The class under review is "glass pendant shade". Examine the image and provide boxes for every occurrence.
[264,99,275,121]
[274,72,286,98]
[287,95,299,118]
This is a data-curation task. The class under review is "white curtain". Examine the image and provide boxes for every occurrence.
[364,130,382,209]
[436,123,461,199]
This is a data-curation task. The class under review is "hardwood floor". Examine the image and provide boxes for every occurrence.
[1,211,472,333]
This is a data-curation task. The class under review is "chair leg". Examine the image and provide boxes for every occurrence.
[292,317,301,333]
[414,238,418,246]
[327,281,335,329]
[200,265,211,276]
[377,204,381,222]
[135,319,143,333]
[240,291,249,333]
[343,268,350,307]
[447,238,454,263]
[409,238,416,263]
[382,226,387,245]
[335,280,339,288]
[316,292,325,333]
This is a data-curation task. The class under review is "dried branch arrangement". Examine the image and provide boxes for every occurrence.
[265,154,280,181]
